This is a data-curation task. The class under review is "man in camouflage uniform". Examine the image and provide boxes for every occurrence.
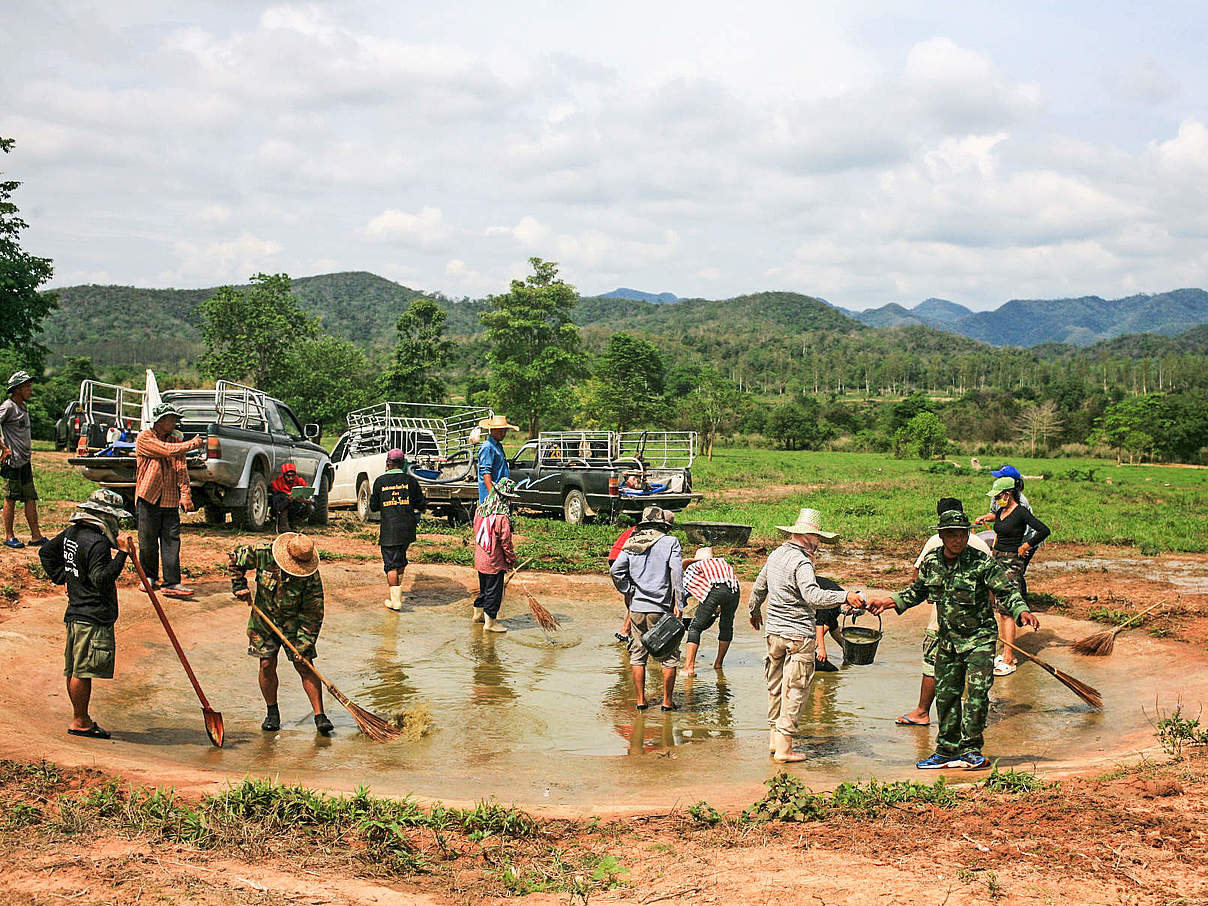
[230,532,334,735]
[869,509,1039,770]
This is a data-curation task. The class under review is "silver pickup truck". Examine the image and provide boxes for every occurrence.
[69,380,334,531]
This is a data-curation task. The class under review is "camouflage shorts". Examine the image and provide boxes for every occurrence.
[920,629,939,679]
[247,613,318,662]
[993,553,1028,614]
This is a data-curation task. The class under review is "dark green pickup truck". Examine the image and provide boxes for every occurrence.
[507,431,701,524]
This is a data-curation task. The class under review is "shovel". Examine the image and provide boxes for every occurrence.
[126,542,224,747]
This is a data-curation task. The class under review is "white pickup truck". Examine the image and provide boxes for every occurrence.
[327,402,491,522]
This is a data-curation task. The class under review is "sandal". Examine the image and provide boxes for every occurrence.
[635,703,650,712]
[67,723,111,739]
[661,703,679,712]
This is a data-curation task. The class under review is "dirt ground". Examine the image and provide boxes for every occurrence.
[4,464,1208,905]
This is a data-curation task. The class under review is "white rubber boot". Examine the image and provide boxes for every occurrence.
[383,586,403,612]
[772,730,806,764]
[472,607,485,623]
[483,613,508,633]
[769,728,777,754]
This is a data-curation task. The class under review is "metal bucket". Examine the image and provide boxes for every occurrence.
[840,611,882,666]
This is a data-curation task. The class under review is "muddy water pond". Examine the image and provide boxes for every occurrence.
[4,562,1204,813]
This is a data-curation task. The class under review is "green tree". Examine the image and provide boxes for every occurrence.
[894,411,948,459]
[1091,395,1166,462]
[197,273,318,394]
[767,397,834,450]
[278,336,374,429]
[380,296,454,403]
[480,258,585,434]
[584,333,666,431]
[678,367,744,459]
[0,137,56,372]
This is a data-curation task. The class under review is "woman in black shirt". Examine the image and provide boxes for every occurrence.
[979,476,1050,675]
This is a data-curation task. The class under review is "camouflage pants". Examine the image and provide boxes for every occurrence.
[934,639,995,757]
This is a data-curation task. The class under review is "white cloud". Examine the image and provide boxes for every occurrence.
[164,233,283,285]
[363,207,452,246]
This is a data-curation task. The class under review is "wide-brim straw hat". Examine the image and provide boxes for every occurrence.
[776,507,839,542]
[684,546,714,564]
[272,532,321,577]
[479,414,519,431]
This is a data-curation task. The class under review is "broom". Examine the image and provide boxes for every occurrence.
[248,602,403,741]
[1000,639,1102,710]
[451,558,532,608]
[1071,601,1164,656]
[502,560,561,632]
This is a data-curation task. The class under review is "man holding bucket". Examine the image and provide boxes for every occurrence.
[868,509,1039,770]
[749,508,864,763]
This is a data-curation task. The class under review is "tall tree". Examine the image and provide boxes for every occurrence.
[380,296,454,403]
[1019,400,1064,455]
[584,333,666,431]
[480,258,585,434]
[279,335,374,428]
[676,366,743,459]
[197,273,318,394]
[0,137,56,372]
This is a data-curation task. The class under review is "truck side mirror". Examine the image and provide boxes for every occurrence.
[304,423,322,442]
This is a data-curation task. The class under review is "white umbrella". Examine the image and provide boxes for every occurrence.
[141,369,162,431]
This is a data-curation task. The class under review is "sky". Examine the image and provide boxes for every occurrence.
[2,1,1207,310]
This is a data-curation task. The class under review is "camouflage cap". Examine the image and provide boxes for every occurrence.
[77,488,132,521]
[6,370,33,393]
[151,401,185,422]
[932,508,973,531]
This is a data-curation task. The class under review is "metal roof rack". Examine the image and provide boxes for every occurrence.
[78,380,146,431]
[215,380,268,430]
[616,431,696,468]
[345,402,494,459]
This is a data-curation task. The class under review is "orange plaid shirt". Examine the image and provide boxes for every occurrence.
[135,431,195,509]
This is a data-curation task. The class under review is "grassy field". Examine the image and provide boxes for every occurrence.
[27,441,1207,557]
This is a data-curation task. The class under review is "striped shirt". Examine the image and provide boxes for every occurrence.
[135,431,195,509]
[749,541,846,639]
[683,557,739,601]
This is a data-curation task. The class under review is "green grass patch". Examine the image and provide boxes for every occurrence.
[1087,607,1133,625]
[742,772,958,823]
[981,765,1054,794]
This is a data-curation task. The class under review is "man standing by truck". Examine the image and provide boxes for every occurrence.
[135,402,204,598]
[1,370,47,549]
[477,414,518,503]
[371,448,425,612]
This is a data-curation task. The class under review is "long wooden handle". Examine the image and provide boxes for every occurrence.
[1113,601,1164,632]
[247,601,335,690]
[999,639,1057,677]
[505,558,532,585]
[127,544,214,710]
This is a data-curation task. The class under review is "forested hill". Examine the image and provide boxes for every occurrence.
[848,288,1208,346]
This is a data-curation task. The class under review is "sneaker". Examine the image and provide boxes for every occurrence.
[314,713,334,736]
[261,707,281,732]
[3,537,25,549]
[814,656,839,672]
[916,753,959,770]
[958,752,991,770]
[993,660,1017,676]
[29,537,48,547]
[161,584,194,598]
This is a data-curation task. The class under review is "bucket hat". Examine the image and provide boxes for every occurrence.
[991,465,1022,481]
[932,508,973,531]
[775,507,839,541]
[493,476,519,498]
[684,546,714,564]
[6,371,33,394]
[636,505,674,530]
[151,401,185,423]
[76,487,133,521]
[987,476,1016,498]
[272,532,321,577]
[478,414,519,431]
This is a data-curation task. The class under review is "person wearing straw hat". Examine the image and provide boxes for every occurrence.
[749,507,864,763]
[39,489,135,739]
[681,546,740,675]
[868,509,1039,771]
[477,414,518,504]
[1,370,47,549]
[134,401,205,598]
[229,533,333,736]
[610,505,684,711]
[372,448,426,612]
[473,476,519,632]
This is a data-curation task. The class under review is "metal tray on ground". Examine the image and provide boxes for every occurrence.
[678,522,753,546]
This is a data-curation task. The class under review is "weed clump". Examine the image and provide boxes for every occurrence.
[742,772,957,824]
[1154,704,1208,757]
[981,765,1054,794]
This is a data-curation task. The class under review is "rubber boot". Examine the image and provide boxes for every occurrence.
[769,727,777,754]
[276,509,290,533]
[261,704,280,732]
[483,613,508,633]
[384,586,403,612]
[314,713,334,736]
[772,730,807,764]
[472,607,485,623]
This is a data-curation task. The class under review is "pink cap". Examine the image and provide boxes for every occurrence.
[386,448,406,463]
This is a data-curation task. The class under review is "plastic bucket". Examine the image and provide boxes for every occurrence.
[840,611,882,666]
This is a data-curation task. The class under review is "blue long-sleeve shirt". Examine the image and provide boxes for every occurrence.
[610,534,683,614]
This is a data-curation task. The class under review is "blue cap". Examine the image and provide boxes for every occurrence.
[991,465,1022,481]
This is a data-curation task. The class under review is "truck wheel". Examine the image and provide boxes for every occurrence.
[356,478,371,522]
[563,489,589,525]
[235,471,269,532]
[309,473,330,526]
[203,505,226,526]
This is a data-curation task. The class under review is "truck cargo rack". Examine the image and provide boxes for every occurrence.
[533,430,696,469]
[78,379,146,440]
[345,402,494,460]
[616,431,696,469]
[215,380,269,430]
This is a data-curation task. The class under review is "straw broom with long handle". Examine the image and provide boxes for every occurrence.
[1000,639,1102,710]
[1071,601,1165,656]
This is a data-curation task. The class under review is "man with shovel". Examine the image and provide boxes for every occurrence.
[868,509,1039,770]
[39,489,134,739]
[230,533,333,736]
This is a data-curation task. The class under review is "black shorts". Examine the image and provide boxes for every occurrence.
[381,544,409,573]
[816,606,840,632]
